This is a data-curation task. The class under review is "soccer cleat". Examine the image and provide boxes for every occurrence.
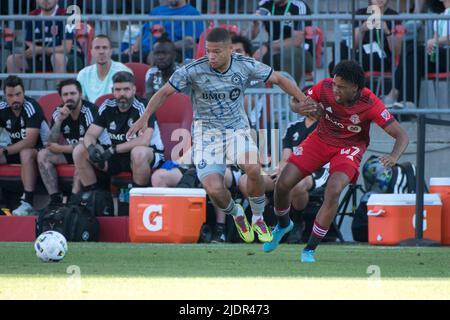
[301,249,316,263]
[12,200,33,216]
[262,220,294,253]
[252,218,273,242]
[211,224,226,243]
[233,205,254,243]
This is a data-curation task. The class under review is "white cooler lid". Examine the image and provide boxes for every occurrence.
[367,193,442,206]
[430,177,450,186]
[130,187,206,197]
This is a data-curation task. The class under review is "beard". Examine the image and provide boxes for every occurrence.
[11,102,22,112]
[117,97,132,111]
[65,99,80,110]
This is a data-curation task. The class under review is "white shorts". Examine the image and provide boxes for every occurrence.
[192,128,259,182]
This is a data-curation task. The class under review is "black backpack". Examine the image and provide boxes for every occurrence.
[389,162,417,193]
[36,205,100,242]
[71,189,114,216]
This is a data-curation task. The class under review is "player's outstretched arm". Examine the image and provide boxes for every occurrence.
[379,121,409,168]
[127,82,176,139]
[267,71,318,116]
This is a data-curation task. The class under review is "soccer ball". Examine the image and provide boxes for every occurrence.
[34,231,68,262]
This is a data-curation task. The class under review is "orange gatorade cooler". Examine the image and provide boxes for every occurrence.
[129,188,206,243]
[429,178,450,245]
[367,194,442,245]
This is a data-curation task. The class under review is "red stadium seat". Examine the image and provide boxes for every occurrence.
[155,93,193,162]
[124,62,151,98]
[37,92,63,123]
[95,93,115,107]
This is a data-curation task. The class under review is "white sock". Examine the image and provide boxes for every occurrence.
[249,196,265,224]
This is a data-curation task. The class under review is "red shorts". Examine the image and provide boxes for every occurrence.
[287,132,366,184]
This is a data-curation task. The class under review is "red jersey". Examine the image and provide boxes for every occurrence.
[306,78,395,147]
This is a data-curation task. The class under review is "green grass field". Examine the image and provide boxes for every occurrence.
[1,242,449,300]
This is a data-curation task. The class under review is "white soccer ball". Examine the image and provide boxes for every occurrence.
[34,231,68,262]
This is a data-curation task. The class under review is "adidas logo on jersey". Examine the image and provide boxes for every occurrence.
[109,121,117,131]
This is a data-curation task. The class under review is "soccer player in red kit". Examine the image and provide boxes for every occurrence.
[263,60,409,262]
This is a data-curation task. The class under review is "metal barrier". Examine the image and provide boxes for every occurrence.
[0,12,449,106]
[1,0,425,15]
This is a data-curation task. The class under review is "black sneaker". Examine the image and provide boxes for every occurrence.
[285,221,305,244]
[211,224,226,243]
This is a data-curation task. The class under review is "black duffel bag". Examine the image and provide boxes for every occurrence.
[36,205,100,242]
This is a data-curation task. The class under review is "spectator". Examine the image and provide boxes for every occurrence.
[73,71,164,198]
[122,0,204,64]
[0,76,50,216]
[77,35,132,103]
[329,0,402,76]
[6,0,81,73]
[384,0,450,106]
[251,0,313,84]
[37,79,108,208]
[145,36,180,100]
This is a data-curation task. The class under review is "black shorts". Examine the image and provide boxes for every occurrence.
[26,55,53,72]
[5,153,21,164]
[106,152,132,175]
[63,153,74,164]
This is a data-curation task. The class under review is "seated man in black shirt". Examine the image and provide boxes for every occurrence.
[37,79,107,207]
[0,76,50,216]
[73,71,165,196]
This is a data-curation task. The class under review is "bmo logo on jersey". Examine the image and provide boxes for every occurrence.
[142,204,163,232]
[202,92,226,101]
[10,128,27,140]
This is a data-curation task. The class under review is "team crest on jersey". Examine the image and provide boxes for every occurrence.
[79,125,85,136]
[50,25,59,37]
[230,88,241,101]
[293,132,299,142]
[293,146,303,156]
[307,89,313,96]
[109,121,117,131]
[198,159,207,169]
[63,125,70,134]
[127,119,134,128]
[350,114,361,124]
[6,120,11,129]
[231,73,243,85]
[283,12,293,27]
[381,110,391,121]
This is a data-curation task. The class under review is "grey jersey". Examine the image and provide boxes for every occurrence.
[168,53,273,132]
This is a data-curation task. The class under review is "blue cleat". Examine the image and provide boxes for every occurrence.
[262,220,294,253]
[301,249,316,263]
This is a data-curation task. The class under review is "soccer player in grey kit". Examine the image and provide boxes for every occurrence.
[128,28,316,243]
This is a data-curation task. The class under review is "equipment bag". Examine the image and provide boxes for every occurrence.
[36,205,100,242]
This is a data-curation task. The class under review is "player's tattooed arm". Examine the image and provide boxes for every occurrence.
[47,122,62,143]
